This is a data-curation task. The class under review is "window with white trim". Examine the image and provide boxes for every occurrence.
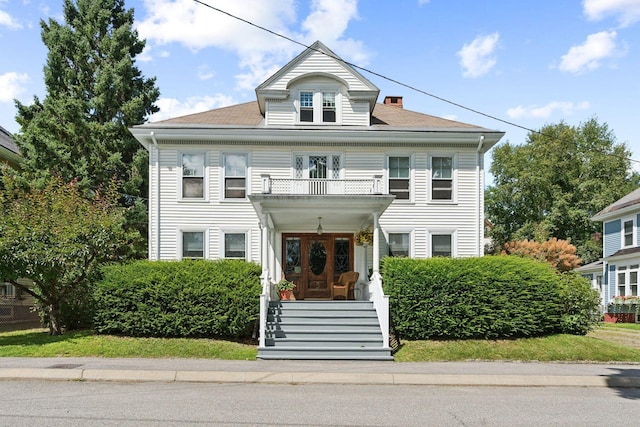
[224,153,247,199]
[297,90,340,124]
[431,156,453,201]
[182,231,204,259]
[623,219,634,247]
[224,233,246,260]
[618,264,639,297]
[388,233,410,257]
[181,153,205,199]
[388,156,410,200]
[1,281,16,298]
[432,234,452,257]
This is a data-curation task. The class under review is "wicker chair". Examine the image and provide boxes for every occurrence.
[331,271,359,300]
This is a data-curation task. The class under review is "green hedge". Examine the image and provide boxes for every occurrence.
[383,256,595,340]
[93,260,261,339]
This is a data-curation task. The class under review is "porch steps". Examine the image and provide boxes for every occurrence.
[257,300,393,360]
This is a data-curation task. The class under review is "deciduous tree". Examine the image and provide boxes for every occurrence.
[0,169,132,335]
[486,118,639,263]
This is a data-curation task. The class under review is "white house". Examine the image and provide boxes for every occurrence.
[129,41,505,359]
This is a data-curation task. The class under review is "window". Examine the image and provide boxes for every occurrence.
[1,282,15,298]
[432,234,452,257]
[300,91,313,122]
[182,231,204,259]
[298,90,340,124]
[182,153,204,199]
[224,233,246,259]
[388,156,410,200]
[631,267,638,296]
[624,219,634,246]
[431,156,453,200]
[388,233,410,257]
[224,154,247,199]
[322,92,336,122]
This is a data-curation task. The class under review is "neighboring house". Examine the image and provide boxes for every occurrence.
[0,126,39,330]
[575,260,605,311]
[591,187,640,316]
[129,41,505,358]
[0,125,21,169]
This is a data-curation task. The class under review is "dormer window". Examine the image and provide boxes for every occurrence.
[297,90,340,124]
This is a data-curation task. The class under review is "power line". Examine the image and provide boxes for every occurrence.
[191,0,640,165]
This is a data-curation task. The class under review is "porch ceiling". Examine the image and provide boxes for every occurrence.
[249,194,395,232]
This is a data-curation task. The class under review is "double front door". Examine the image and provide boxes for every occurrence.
[283,233,354,300]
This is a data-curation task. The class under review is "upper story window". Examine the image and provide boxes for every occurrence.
[431,156,453,201]
[322,92,336,122]
[181,153,205,199]
[224,153,247,199]
[388,156,410,200]
[300,91,314,122]
[297,90,340,124]
[623,219,634,247]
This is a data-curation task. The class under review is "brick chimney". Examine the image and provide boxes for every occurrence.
[383,96,403,108]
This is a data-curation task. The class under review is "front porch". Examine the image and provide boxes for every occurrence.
[249,182,394,360]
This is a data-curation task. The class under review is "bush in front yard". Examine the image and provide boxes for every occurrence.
[383,256,566,340]
[93,260,261,339]
[557,271,600,335]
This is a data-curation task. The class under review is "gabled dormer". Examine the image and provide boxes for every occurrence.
[255,41,379,127]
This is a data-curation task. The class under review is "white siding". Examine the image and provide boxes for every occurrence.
[151,144,484,261]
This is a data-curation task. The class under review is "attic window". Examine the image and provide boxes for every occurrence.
[300,91,313,122]
[322,92,336,122]
[298,90,340,124]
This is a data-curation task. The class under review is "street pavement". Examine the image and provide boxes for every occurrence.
[1,357,639,388]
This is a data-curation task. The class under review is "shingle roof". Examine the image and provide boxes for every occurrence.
[149,101,487,130]
[594,187,640,217]
[0,125,19,154]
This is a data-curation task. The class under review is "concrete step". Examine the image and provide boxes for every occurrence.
[257,346,393,360]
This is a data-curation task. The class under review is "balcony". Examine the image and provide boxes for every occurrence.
[260,174,384,196]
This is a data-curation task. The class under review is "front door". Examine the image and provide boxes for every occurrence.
[283,233,353,300]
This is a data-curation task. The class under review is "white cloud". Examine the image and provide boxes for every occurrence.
[197,65,215,81]
[0,72,29,102]
[418,0,430,5]
[149,95,236,122]
[583,0,640,27]
[0,3,22,30]
[136,0,368,90]
[506,101,590,119]
[457,33,499,78]
[559,31,619,74]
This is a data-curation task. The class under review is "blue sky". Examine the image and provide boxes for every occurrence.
[1,0,640,170]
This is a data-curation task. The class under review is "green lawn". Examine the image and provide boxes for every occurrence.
[1,323,639,362]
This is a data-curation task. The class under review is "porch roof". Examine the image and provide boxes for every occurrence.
[248,194,395,231]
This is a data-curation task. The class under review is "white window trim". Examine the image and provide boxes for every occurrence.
[292,152,344,179]
[386,154,414,203]
[621,216,636,248]
[220,229,250,261]
[385,229,414,257]
[295,86,342,125]
[178,228,208,260]
[616,264,639,297]
[428,229,457,258]
[221,152,250,202]
[428,153,458,204]
[178,151,208,202]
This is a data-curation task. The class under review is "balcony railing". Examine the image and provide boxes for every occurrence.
[260,174,383,195]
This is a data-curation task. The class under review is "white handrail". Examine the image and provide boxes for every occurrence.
[369,272,390,348]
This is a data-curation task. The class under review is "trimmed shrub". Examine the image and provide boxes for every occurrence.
[383,256,565,340]
[93,259,261,339]
[557,272,600,335]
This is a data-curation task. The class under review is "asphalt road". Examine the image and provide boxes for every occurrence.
[1,380,639,426]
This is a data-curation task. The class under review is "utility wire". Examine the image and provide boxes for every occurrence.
[191,0,640,165]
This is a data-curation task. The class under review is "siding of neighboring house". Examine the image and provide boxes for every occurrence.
[604,219,621,257]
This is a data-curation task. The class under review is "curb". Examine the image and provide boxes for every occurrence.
[2,368,640,388]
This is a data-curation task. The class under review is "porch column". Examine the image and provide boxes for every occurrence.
[372,212,380,278]
[260,213,270,288]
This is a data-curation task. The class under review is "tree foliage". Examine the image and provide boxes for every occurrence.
[0,169,132,335]
[502,238,582,272]
[486,118,640,263]
[13,0,158,257]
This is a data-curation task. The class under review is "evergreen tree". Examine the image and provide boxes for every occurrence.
[14,0,158,256]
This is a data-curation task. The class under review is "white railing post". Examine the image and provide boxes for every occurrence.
[259,213,271,348]
[373,175,383,194]
[369,212,389,348]
[261,174,271,194]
